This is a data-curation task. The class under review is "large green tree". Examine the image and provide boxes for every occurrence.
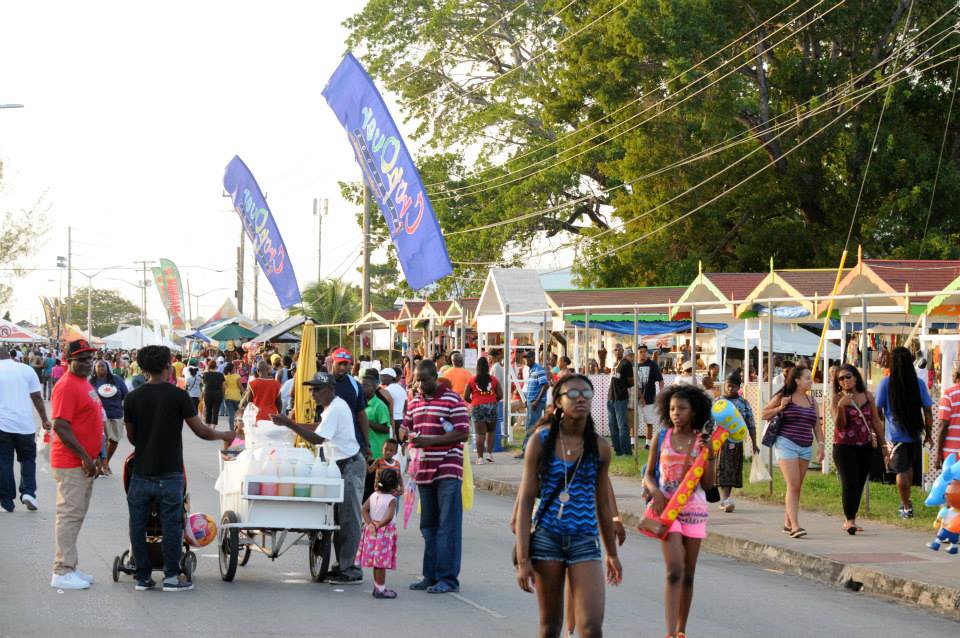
[345,0,960,291]
[68,287,140,337]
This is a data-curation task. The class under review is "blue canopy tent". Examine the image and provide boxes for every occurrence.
[569,319,727,336]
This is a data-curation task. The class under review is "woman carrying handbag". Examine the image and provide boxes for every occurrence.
[831,364,889,534]
[761,366,824,538]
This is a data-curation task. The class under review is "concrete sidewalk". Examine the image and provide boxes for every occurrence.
[473,451,960,619]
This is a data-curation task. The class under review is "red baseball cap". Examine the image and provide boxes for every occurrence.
[66,339,97,359]
[331,347,353,362]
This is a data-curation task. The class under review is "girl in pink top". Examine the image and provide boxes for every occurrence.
[643,384,716,638]
[357,469,399,599]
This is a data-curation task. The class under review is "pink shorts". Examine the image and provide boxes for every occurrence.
[666,518,707,539]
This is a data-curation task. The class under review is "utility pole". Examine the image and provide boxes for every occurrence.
[237,229,245,314]
[314,198,328,282]
[362,185,371,314]
[134,261,152,347]
[186,277,193,326]
[66,226,73,325]
[252,249,259,322]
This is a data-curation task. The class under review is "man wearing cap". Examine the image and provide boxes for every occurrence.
[676,359,697,385]
[273,371,366,585]
[49,339,104,590]
[0,345,52,513]
[607,344,634,456]
[517,350,548,458]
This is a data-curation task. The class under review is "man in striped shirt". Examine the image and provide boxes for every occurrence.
[937,368,960,468]
[403,359,470,594]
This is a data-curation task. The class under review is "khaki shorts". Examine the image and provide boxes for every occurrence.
[640,403,658,425]
[104,418,125,443]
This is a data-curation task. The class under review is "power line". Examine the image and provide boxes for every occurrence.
[451,48,960,269]
[430,0,854,203]
[843,0,915,254]
[445,18,958,242]
[424,0,805,190]
[919,54,960,257]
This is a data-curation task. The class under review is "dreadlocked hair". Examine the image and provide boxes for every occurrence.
[888,346,924,436]
[537,374,600,486]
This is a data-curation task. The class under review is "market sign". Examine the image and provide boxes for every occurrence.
[322,53,453,290]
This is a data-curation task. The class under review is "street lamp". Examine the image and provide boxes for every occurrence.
[189,288,228,323]
[0,104,24,109]
[76,266,122,340]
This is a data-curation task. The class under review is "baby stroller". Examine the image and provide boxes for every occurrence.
[112,454,197,582]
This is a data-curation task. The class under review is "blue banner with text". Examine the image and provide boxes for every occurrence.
[223,155,301,309]
[323,53,452,290]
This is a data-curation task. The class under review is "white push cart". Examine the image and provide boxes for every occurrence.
[216,453,344,583]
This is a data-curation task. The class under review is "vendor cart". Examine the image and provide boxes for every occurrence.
[216,453,344,583]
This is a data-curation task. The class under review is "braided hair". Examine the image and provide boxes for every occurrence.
[537,374,600,485]
[888,346,924,436]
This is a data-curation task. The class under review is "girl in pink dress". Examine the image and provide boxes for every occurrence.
[643,384,716,638]
[357,469,400,599]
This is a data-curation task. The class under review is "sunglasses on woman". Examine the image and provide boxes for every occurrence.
[560,389,594,399]
[837,374,854,381]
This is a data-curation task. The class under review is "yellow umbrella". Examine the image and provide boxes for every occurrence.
[294,320,318,447]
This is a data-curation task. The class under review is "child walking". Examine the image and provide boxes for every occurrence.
[357,469,400,599]
[643,384,716,638]
[715,372,758,513]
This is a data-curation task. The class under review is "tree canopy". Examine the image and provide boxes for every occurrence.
[0,160,49,306]
[289,279,362,349]
[67,287,140,337]
[345,0,960,293]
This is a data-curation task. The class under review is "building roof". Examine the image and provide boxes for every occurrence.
[546,287,687,315]
[703,272,769,302]
[398,300,426,320]
[864,259,960,303]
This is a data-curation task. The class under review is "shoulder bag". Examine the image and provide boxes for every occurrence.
[761,410,783,448]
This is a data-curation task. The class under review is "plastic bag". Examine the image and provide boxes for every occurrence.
[750,450,772,483]
[36,427,51,463]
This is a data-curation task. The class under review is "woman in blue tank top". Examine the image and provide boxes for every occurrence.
[515,374,622,637]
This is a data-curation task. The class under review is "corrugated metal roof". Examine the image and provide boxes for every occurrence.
[864,259,960,303]
[777,269,849,297]
[547,287,687,313]
[704,272,767,301]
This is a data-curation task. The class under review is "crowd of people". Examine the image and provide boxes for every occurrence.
[1,334,958,637]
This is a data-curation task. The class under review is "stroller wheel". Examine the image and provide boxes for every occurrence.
[181,550,197,580]
[112,555,121,582]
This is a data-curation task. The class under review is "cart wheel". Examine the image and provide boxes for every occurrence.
[239,545,252,567]
[112,555,121,582]
[181,551,197,580]
[120,549,132,575]
[309,530,332,583]
[219,511,239,582]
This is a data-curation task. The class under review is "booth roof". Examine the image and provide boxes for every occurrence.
[548,286,688,313]
[570,319,727,336]
[865,260,960,303]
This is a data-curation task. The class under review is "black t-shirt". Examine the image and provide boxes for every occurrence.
[609,358,634,401]
[635,360,663,404]
[202,371,225,398]
[123,382,197,476]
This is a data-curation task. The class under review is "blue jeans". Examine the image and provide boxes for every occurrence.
[0,430,36,505]
[522,401,546,451]
[127,473,184,580]
[419,478,463,588]
[606,399,630,455]
[224,400,239,428]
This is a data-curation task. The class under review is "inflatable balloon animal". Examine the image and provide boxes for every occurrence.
[639,400,746,539]
[925,453,960,507]
[928,480,960,554]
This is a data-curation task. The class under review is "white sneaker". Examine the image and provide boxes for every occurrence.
[74,570,94,584]
[20,494,38,511]
[51,572,91,590]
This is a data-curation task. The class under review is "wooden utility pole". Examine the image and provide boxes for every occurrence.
[362,184,371,314]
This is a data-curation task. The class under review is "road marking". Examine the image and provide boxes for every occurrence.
[282,579,309,584]
[449,592,506,619]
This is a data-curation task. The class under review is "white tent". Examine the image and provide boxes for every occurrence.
[475,268,558,333]
[0,318,46,343]
[101,325,180,351]
[718,322,823,355]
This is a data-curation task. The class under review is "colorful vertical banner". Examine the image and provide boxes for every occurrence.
[222,156,302,309]
[322,53,453,290]
[151,266,170,322]
[159,259,186,329]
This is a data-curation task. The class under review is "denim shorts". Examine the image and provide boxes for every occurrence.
[530,527,601,565]
[774,436,813,461]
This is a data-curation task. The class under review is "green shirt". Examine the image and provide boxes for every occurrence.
[365,394,391,459]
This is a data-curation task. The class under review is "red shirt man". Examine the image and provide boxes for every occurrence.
[49,339,105,590]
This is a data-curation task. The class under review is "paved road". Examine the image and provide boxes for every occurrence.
[1,431,957,638]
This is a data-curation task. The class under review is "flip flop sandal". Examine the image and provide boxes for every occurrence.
[782,526,791,534]
[790,528,807,538]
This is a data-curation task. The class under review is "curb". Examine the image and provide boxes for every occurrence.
[474,476,960,620]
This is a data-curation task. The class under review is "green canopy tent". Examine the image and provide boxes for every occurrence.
[207,323,259,342]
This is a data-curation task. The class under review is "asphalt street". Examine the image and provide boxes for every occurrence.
[2,428,958,638]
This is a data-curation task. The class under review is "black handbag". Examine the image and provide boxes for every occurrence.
[761,412,783,448]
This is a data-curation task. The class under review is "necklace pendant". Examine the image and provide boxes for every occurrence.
[557,502,564,520]
[558,490,570,503]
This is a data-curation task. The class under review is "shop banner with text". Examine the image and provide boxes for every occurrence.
[223,156,301,309]
[159,259,186,329]
[323,53,452,290]
[151,267,172,324]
